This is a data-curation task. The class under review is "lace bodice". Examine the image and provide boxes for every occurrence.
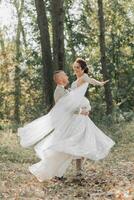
[71,78,91,111]
[71,73,102,88]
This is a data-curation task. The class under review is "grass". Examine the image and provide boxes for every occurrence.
[0,121,134,200]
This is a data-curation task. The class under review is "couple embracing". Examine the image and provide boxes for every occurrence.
[18,58,115,182]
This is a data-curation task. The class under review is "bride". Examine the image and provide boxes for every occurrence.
[18,58,115,182]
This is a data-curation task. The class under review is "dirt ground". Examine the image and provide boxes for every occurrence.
[0,121,134,200]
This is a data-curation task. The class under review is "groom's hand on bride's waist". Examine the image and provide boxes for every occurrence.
[73,108,89,116]
[79,107,90,116]
[80,110,89,116]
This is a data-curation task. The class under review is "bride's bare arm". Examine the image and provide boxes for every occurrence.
[77,74,109,87]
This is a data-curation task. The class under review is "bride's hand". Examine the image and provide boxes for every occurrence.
[100,80,109,86]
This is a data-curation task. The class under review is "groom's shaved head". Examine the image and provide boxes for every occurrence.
[53,70,64,82]
[53,70,69,86]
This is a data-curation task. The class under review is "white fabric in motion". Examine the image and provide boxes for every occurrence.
[18,83,88,147]
[18,82,115,181]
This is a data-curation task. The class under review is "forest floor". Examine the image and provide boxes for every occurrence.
[0,121,134,200]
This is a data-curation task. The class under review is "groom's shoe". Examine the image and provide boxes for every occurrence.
[76,169,87,179]
[72,170,85,182]
[76,169,83,177]
[54,176,67,181]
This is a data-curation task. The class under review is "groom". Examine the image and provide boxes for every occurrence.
[53,70,89,178]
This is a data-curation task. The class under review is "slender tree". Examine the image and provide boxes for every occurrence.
[97,0,113,114]
[14,0,24,125]
[65,0,76,61]
[50,0,65,70]
[20,20,27,49]
[0,30,5,52]
[35,0,54,110]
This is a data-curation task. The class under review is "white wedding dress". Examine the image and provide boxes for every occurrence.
[18,81,115,182]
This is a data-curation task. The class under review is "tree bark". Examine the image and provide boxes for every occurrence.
[14,0,24,125]
[65,1,76,61]
[20,20,27,48]
[97,0,113,114]
[0,30,5,52]
[35,0,54,110]
[50,0,65,70]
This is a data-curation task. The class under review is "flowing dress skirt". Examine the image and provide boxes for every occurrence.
[18,83,115,181]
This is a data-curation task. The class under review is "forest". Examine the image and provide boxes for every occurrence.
[0,0,134,199]
[0,0,133,129]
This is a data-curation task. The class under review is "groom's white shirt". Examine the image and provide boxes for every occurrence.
[54,85,69,103]
[54,84,81,114]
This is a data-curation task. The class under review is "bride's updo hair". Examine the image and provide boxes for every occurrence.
[75,58,89,74]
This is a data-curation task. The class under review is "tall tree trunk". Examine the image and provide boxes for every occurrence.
[35,0,54,110]
[50,0,65,70]
[20,20,27,48]
[65,2,76,61]
[0,30,5,52]
[97,0,113,114]
[14,0,24,125]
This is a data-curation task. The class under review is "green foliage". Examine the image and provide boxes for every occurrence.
[65,0,134,122]
[0,0,134,128]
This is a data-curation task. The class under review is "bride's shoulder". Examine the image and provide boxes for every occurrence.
[82,73,88,78]
[71,80,77,89]
[82,73,90,81]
